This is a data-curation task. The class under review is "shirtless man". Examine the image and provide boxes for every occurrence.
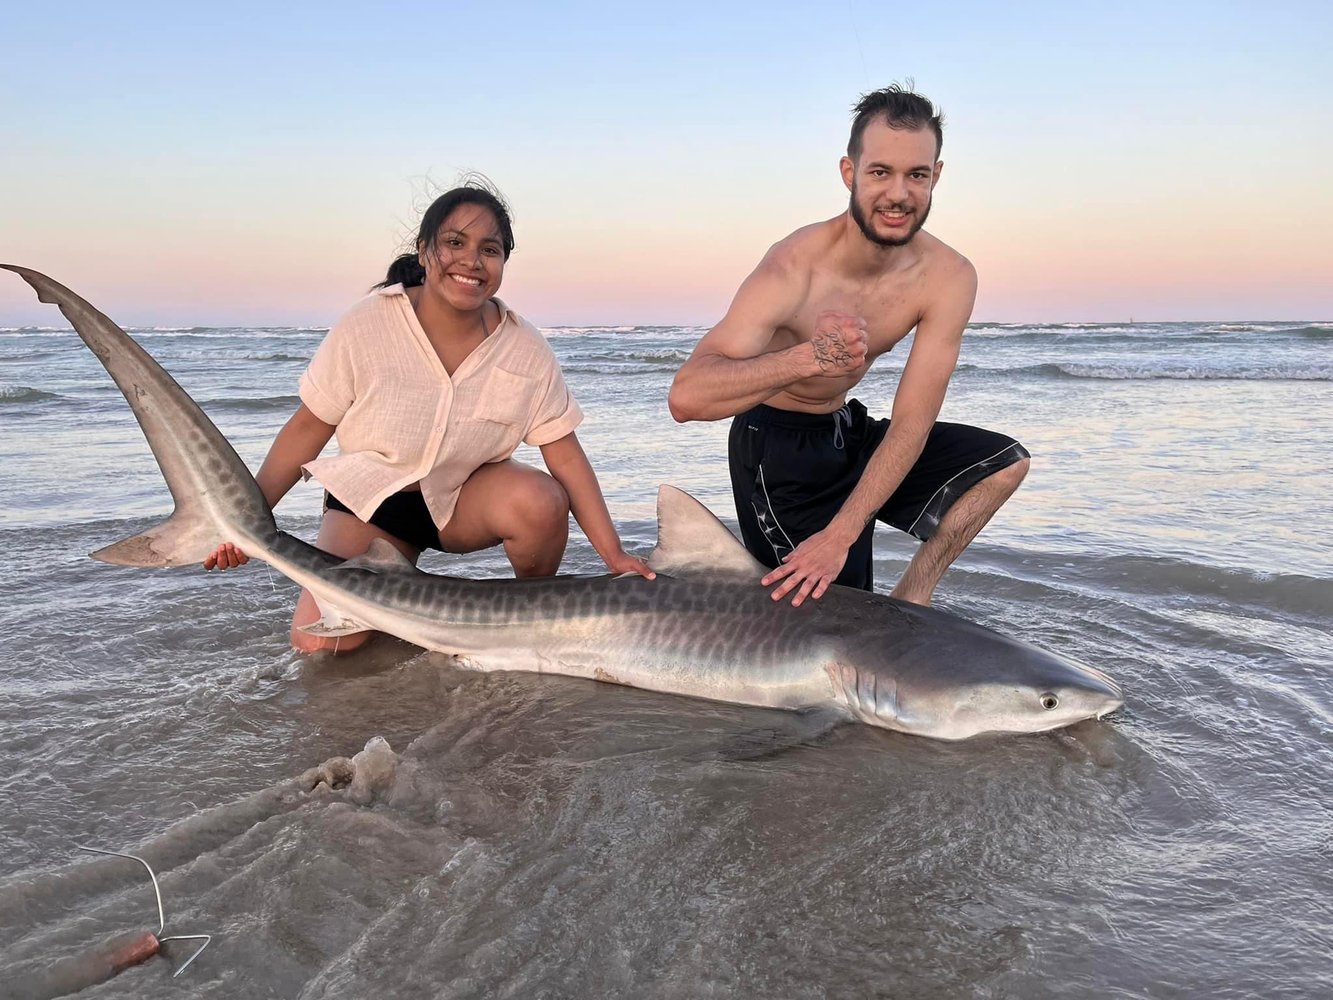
[668,85,1030,608]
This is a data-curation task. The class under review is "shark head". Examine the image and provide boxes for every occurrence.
[827,598,1125,740]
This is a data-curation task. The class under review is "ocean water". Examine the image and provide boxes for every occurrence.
[0,315,1330,998]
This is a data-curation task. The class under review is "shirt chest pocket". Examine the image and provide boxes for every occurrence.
[476,367,538,426]
[455,367,538,460]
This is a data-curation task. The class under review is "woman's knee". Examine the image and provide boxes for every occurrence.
[288,549,381,654]
[289,626,372,654]
[447,462,569,551]
[510,471,570,532]
[289,605,373,653]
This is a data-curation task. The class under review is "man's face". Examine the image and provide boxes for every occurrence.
[842,120,941,248]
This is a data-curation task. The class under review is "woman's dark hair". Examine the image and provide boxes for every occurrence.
[377,181,516,289]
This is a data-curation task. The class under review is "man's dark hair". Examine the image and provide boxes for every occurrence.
[847,84,945,161]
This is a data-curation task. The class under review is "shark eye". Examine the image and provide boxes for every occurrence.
[1040,693,1059,711]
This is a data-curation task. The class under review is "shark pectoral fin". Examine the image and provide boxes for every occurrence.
[647,485,768,581]
[91,512,222,567]
[299,596,372,637]
[333,539,419,575]
[682,707,850,764]
[300,618,372,638]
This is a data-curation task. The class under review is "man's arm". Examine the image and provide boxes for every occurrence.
[668,254,866,422]
[763,260,978,605]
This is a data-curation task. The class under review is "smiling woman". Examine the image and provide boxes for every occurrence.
[203,180,655,652]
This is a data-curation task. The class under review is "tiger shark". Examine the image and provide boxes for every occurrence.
[3,264,1123,740]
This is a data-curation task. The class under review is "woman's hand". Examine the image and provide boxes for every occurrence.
[203,542,249,571]
[201,403,336,573]
[603,548,656,580]
[541,433,657,584]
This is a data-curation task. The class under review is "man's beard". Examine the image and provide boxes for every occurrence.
[849,184,931,248]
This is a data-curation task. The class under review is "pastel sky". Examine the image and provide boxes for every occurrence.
[2,1,1330,326]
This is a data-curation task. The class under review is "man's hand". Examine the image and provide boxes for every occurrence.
[810,310,869,377]
[760,528,850,606]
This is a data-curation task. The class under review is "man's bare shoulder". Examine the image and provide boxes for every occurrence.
[915,230,977,288]
[909,232,978,340]
[757,217,844,278]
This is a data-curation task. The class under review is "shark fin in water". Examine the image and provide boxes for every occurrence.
[647,485,766,581]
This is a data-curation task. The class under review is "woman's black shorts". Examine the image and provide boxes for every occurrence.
[324,490,443,553]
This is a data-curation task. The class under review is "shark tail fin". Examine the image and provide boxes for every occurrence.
[2,264,279,568]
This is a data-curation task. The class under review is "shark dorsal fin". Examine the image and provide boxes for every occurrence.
[334,538,419,575]
[647,485,767,581]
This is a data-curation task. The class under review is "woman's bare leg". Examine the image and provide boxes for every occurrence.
[289,510,420,653]
[438,460,570,576]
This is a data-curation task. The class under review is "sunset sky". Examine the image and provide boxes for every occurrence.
[3,1,1330,326]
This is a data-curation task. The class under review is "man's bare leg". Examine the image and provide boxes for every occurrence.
[890,458,1030,606]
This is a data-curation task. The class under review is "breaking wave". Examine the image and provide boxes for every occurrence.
[557,348,692,370]
[0,385,59,404]
[542,326,707,340]
[961,362,1332,382]
[127,328,328,340]
[198,394,303,412]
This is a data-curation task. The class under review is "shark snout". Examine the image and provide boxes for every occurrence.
[1069,660,1124,718]
[1094,685,1124,719]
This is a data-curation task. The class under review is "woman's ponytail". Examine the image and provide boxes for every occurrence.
[379,253,427,289]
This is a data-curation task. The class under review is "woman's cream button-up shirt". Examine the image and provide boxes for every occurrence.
[298,284,583,529]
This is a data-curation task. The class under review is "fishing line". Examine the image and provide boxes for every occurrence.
[848,1,870,85]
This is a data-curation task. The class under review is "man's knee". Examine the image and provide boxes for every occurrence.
[951,455,1028,520]
[997,456,1030,490]
[982,455,1029,497]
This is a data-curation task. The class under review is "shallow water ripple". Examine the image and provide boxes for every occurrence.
[1,321,1330,996]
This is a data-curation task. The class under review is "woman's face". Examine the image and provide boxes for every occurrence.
[420,203,506,311]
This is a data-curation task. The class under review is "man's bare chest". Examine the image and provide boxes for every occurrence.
[779,282,921,359]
